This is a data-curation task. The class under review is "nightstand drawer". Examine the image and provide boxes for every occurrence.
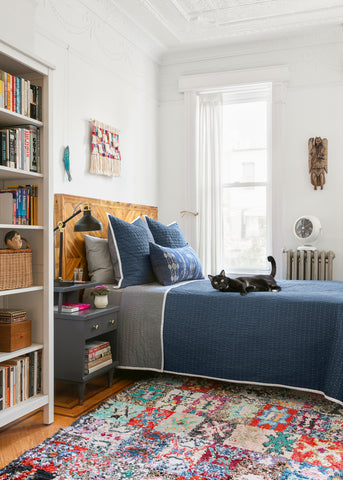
[84,313,118,338]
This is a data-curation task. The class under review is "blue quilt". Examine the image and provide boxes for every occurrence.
[163,280,343,404]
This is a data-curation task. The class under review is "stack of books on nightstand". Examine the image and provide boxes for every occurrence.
[84,340,112,375]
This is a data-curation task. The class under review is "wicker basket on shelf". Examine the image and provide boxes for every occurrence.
[0,238,33,291]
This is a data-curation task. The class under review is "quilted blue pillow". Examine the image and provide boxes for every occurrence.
[145,217,187,248]
[149,243,204,286]
[107,214,155,288]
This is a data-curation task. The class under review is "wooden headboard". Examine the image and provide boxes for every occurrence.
[54,194,158,280]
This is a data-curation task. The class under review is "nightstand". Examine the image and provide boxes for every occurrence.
[54,282,119,404]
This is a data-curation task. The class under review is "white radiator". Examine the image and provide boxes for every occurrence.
[284,249,335,280]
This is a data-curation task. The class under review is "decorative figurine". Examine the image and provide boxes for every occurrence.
[308,137,328,190]
[5,230,23,250]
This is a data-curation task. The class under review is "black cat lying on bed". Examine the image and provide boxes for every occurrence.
[208,256,281,296]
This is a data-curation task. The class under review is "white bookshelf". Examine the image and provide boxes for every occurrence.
[0,40,54,426]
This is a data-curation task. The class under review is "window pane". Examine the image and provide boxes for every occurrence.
[223,101,267,184]
[223,149,267,184]
[222,186,267,272]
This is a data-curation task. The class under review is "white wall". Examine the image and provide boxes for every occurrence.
[0,0,159,207]
[159,27,343,279]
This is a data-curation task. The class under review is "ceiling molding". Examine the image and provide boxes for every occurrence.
[111,0,343,62]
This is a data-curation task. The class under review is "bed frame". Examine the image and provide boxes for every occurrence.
[54,194,158,280]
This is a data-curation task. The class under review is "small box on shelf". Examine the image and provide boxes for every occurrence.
[0,319,31,352]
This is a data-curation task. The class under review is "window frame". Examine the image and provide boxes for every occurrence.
[179,66,288,277]
[222,84,272,274]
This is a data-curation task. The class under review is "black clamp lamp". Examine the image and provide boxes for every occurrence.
[54,201,102,286]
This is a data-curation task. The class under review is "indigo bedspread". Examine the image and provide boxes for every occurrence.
[163,280,343,404]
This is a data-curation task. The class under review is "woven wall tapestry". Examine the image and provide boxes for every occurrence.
[90,120,121,177]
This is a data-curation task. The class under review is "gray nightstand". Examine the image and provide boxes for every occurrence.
[54,282,119,404]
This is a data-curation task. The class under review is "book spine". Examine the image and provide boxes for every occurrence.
[33,185,38,225]
[12,75,16,113]
[7,73,11,111]
[0,131,5,166]
[30,84,36,119]
[29,126,38,172]
[0,78,3,109]
[85,358,113,374]
[16,77,21,115]
[9,129,16,168]
[85,341,110,355]
[21,187,27,225]
[23,129,30,171]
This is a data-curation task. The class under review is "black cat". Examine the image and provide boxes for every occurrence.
[208,256,281,296]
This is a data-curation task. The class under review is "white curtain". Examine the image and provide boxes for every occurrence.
[197,93,223,276]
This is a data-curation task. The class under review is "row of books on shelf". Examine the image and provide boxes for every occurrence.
[0,125,40,172]
[84,340,112,375]
[0,350,42,411]
[0,69,42,121]
[0,185,38,225]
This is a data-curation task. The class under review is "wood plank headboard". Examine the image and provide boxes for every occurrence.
[54,194,158,280]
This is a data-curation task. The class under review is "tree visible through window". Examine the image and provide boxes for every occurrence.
[222,85,271,273]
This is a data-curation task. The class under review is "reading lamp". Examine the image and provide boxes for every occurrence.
[54,202,102,286]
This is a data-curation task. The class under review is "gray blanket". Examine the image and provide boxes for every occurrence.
[118,283,169,370]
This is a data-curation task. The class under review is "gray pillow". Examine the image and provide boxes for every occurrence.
[84,234,116,284]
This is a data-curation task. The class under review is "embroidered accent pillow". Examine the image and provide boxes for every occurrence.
[149,243,204,286]
[107,214,155,288]
[145,217,187,248]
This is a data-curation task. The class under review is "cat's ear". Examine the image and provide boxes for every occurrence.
[220,270,225,276]
[208,275,213,281]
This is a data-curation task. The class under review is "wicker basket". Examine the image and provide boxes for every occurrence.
[0,238,33,291]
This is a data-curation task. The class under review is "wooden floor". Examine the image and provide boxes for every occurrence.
[0,371,145,469]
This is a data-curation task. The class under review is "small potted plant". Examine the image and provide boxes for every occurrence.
[90,284,110,309]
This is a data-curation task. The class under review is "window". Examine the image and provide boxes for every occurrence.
[222,84,271,273]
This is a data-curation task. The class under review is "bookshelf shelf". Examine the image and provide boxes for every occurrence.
[0,165,43,179]
[0,224,43,230]
[0,286,43,297]
[0,107,43,127]
[0,342,43,363]
[0,394,49,428]
[0,41,54,425]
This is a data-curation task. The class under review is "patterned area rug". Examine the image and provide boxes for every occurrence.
[1,374,343,479]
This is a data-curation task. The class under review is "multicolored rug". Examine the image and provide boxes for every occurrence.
[1,374,343,479]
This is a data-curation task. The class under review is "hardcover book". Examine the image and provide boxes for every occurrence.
[54,303,91,313]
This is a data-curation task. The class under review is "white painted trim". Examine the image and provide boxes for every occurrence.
[179,65,289,93]
[0,37,55,73]
[183,91,198,250]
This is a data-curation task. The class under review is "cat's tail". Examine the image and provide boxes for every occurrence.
[267,256,276,277]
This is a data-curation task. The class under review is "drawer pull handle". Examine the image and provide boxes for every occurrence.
[93,324,99,330]
[109,319,115,325]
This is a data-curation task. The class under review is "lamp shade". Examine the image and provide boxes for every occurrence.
[74,209,103,232]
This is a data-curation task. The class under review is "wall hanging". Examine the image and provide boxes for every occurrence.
[308,137,328,190]
[89,119,121,177]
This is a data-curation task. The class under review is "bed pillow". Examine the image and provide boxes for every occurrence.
[149,243,204,286]
[107,214,155,288]
[145,216,187,248]
[84,235,116,284]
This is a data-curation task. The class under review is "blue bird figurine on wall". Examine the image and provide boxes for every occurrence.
[63,146,72,181]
